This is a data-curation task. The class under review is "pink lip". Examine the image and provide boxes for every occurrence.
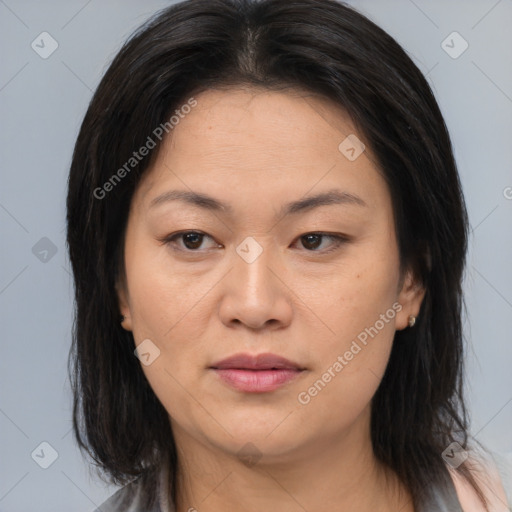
[210,353,305,393]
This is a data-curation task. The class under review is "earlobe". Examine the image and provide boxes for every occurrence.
[395,268,426,331]
[116,279,133,332]
[119,313,132,331]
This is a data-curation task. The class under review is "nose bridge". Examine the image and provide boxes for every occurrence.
[234,235,277,302]
[218,235,292,330]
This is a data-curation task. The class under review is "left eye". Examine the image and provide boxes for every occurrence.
[294,233,348,253]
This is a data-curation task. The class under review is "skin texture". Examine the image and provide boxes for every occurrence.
[117,87,425,512]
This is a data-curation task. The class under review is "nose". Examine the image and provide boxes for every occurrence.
[218,240,293,331]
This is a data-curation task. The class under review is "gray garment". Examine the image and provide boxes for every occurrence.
[94,454,512,512]
[93,467,464,512]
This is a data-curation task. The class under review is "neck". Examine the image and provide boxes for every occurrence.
[170,407,413,512]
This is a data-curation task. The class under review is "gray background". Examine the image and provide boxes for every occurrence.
[1,0,511,510]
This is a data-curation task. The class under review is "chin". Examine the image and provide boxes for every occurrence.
[204,414,310,462]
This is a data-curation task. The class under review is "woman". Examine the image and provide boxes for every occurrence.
[66,0,510,510]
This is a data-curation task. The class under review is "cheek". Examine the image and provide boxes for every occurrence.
[310,241,401,342]
[125,255,211,428]
[123,244,213,421]
[125,238,209,340]
[296,315,396,432]
[295,239,400,411]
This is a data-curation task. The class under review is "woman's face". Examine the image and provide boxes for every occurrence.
[117,87,424,463]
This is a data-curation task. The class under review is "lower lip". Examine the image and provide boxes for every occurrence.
[212,368,302,392]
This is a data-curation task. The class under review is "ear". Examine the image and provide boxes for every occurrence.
[395,267,426,331]
[116,276,133,332]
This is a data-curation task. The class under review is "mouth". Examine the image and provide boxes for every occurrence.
[209,353,305,393]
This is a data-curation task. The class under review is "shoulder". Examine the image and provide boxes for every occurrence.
[92,462,173,512]
[493,451,512,507]
[448,447,512,512]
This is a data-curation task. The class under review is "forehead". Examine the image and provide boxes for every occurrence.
[165,86,359,163]
[135,87,386,214]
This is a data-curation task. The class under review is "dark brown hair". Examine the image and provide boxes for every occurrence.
[66,0,486,509]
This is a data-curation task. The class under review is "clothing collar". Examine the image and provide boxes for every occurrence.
[157,458,173,512]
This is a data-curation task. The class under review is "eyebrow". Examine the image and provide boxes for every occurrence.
[148,188,368,217]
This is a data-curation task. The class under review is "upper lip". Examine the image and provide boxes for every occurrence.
[210,353,304,370]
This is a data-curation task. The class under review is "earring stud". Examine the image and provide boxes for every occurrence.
[120,314,125,323]
[408,315,416,328]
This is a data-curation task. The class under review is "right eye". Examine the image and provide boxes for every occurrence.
[159,230,221,252]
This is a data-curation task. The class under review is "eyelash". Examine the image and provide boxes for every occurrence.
[158,230,350,255]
